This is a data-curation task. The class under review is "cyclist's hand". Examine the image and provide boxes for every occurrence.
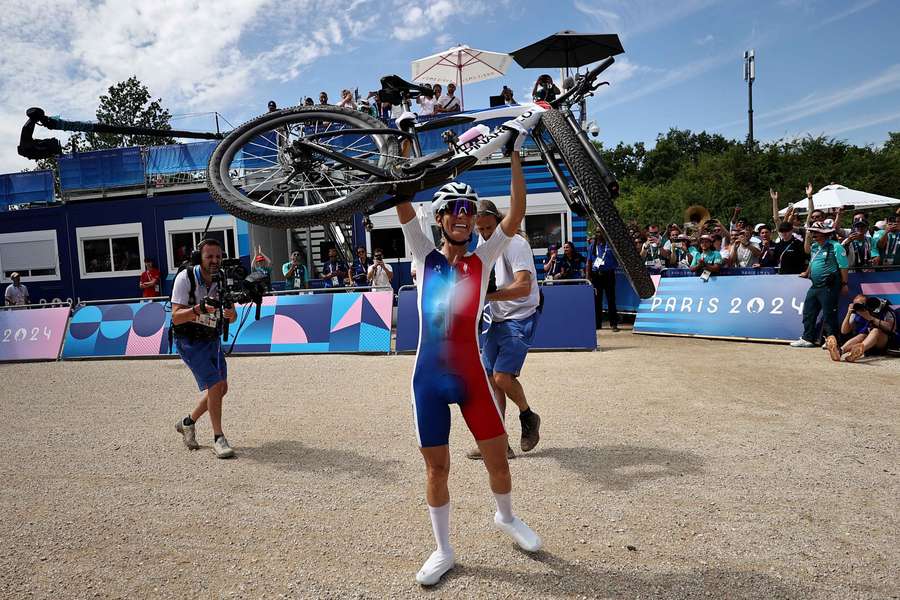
[501,119,529,153]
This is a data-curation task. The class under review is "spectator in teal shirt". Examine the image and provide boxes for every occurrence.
[689,235,723,275]
[791,222,849,348]
[282,251,307,290]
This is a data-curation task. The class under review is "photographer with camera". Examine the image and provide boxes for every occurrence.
[875,213,899,265]
[531,74,560,103]
[640,224,664,272]
[171,239,238,459]
[826,294,897,362]
[367,248,393,288]
[841,218,874,267]
[664,227,697,269]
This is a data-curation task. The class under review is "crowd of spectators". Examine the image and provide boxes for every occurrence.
[620,186,900,277]
[266,73,564,123]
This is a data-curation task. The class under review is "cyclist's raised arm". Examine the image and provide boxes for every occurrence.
[500,152,525,237]
[396,194,416,224]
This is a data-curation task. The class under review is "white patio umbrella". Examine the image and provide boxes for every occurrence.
[411,45,512,110]
[778,184,900,215]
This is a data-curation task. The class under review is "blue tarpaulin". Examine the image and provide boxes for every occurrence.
[59,147,144,192]
[0,170,55,208]
[147,141,218,175]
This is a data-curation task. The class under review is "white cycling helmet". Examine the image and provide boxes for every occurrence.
[431,181,479,215]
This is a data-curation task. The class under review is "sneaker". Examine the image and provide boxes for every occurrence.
[493,513,542,552]
[519,410,541,452]
[789,338,816,348]
[213,436,235,459]
[825,336,841,361]
[466,445,516,460]
[415,549,455,586]
[175,418,199,450]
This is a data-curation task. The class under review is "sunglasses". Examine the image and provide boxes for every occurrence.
[440,199,477,217]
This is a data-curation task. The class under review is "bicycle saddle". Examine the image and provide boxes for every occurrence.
[379,75,433,100]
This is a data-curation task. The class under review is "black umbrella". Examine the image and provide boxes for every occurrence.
[510,31,624,70]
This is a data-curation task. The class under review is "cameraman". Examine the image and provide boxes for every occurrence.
[826,294,897,362]
[171,239,238,459]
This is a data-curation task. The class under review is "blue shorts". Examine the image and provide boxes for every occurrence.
[175,336,227,391]
[481,312,539,376]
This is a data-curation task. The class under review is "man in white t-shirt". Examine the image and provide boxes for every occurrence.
[367,248,394,288]
[4,272,30,306]
[469,199,541,460]
[436,82,461,113]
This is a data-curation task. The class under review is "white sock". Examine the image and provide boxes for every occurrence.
[494,492,514,523]
[428,502,451,554]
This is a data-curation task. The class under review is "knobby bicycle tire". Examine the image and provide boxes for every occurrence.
[207,106,400,229]
[539,109,655,299]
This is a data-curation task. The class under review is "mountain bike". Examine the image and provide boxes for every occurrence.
[206,57,654,298]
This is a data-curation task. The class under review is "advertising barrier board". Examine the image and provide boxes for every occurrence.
[396,284,596,352]
[0,307,70,362]
[63,301,172,358]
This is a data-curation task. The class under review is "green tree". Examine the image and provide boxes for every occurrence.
[72,76,175,150]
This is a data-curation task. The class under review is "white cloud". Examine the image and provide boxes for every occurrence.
[574,0,720,38]
[0,0,378,173]
[814,0,880,28]
[390,0,488,41]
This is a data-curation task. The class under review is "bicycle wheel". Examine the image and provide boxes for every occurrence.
[537,109,655,299]
[207,106,401,229]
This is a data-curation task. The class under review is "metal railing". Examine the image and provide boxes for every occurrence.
[267,285,393,296]
[539,278,591,286]
[78,296,169,306]
[1,300,72,311]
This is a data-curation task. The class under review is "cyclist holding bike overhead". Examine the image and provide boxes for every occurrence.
[396,118,542,586]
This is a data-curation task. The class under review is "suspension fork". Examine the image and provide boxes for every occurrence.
[531,125,588,218]
[560,109,620,198]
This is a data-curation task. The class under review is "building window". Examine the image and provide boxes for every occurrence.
[370,227,406,260]
[76,223,145,279]
[0,230,60,282]
[164,216,237,272]
[524,213,565,251]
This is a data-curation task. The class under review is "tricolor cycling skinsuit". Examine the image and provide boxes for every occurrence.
[401,219,513,448]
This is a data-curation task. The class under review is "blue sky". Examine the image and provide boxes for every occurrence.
[1,0,898,173]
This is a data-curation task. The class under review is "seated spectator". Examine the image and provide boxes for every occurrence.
[690,235,724,275]
[304,97,314,106]
[436,83,461,113]
[827,295,897,362]
[754,225,778,268]
[416,84,436,116]
[875,214,899,265]
[319,91,330,105]
[321,247,348,288]
[532,74,561,102]
[640,224,664,271]
[543,244,561,280]
[731,228,761,267]
[774,221,808,274]
[338,89,356,109]
[283,251,308,291]
[267,100,278,112]
[842,219,875,267]
[720,230,736,265]
[350,246,371,287]
[367,248,393,288]
[555,241,586,281]
[501,86,517,105]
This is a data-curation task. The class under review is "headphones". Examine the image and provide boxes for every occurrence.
[192,238,222,265]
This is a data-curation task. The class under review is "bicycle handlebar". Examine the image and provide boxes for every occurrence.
[550,56,616,109]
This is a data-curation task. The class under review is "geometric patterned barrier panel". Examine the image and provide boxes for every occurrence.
[63,301,172,358]
[228,291,392,354]
[0,306,70,362]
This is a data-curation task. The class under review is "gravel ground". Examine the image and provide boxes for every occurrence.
[1,329,898,599]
